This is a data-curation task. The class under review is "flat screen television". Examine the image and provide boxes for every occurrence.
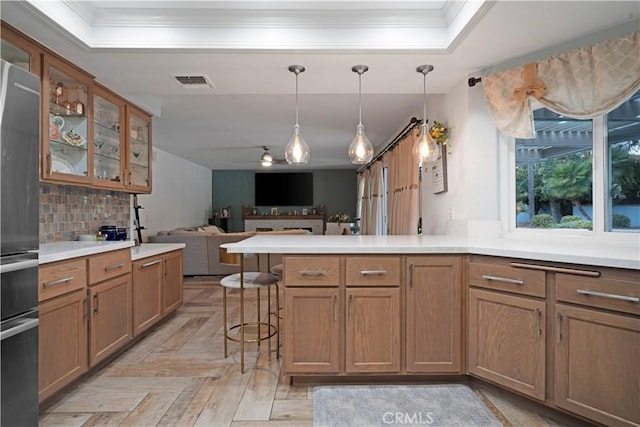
[255,172,313,206]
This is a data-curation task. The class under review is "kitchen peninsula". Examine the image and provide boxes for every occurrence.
[223,235,640,427]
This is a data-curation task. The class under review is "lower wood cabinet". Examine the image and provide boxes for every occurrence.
[346,287,400,373]
[38,289,88,402]
[89,274,132,367]
[132,256,163,336]
[554,304,640,426]
[162,250,184,315]
[468,287,546,401]
[132,250,184,336]
[283,287,341,374]
[406,256,462,373]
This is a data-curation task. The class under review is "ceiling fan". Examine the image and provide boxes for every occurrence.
[259,146,287,167]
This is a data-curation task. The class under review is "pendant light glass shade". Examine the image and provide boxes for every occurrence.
[349,65,374,164]
[285,65,310,165]
[414,123,439,164]
[260,146,273,167]
[414,64,440,165]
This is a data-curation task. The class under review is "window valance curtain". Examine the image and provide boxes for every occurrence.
[482,31,640,138]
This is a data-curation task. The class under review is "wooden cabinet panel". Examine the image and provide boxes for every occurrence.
[345,287,400,373]
[93,84,126,190]
[38,289,88,402]
[125,105,152,193]
[556,273,640,315]
[87,249,131,284]
[89,274,132,366]
[555,304,640,426]
[468,288,545,401]
[406,256,462,373]
[132,256,163,336]
[162,250,184,315]
[284,256,340,287]
[469,257,545,298]
[345,256,400,287]
[1,22,42,76]
[39,258,86,302]
[284,287,341,374]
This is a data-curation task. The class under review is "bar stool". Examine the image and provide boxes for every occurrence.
[219,246,279,373]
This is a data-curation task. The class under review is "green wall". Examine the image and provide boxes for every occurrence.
[211,169,358,232]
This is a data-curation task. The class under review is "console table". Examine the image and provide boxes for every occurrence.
[243,215,324,235]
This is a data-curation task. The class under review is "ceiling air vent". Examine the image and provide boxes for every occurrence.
[171,74,215,89]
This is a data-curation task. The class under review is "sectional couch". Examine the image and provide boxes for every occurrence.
[148,226,309,276]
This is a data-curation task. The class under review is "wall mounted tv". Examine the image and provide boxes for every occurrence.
[255,172,313,206]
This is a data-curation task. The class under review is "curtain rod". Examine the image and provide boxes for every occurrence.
[357,117,421,173]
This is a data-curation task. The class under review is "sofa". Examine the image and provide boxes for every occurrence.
[148,226,309,276]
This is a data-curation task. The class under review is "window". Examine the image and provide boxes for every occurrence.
[513,89,639,234]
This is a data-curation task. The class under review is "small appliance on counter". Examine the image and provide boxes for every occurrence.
[99,225,117,241]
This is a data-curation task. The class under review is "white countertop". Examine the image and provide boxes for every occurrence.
[131,243,186,260]
[38,241,185,264]
[39,241,135,264]
[222,235,640,270]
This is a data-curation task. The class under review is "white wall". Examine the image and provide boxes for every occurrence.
[133,148,212,242]
[421,77,501,238]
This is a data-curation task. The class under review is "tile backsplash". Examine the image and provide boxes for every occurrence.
[40,183,130,243]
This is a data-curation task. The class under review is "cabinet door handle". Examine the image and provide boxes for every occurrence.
[481,275,524,285]
[94,293,99,313]
[299,270,325,276]
[141,260,161,268]
[333,295,337,321]
[576,289,639,303]
[43,276,74,288]
[104,262,125,271]
[409,263,414,288]
[360,270,387,276]
[536,308,542,338]
[349,294,353,320]
[164,259,168,277]
[557,312,562,342]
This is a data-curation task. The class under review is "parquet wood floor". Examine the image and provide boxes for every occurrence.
[39,277,590,427]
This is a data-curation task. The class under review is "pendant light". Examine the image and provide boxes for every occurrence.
[348,65,374,164]
[414,65,440,165]
[285,65,310,165]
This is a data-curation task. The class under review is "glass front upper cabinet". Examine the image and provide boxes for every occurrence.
[93,85,125,189]
[0,23,41,76]
[42,55,92,183]
[126,106,152,193]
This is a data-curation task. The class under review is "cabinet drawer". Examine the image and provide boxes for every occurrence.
[39,258,87,302]
[284,256,340,287]
[88,249,131,284]
[346,256,400,287]
[556,273,639,315]
[469,261,545,298]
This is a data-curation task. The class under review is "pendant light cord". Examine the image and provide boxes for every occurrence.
[423,72,427,126]
[358,72,363,126]
[295,71,299,127]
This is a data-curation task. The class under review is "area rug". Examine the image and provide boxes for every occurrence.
[313,384,503,427]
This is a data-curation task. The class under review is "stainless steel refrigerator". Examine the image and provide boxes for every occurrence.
[0,58,40,426]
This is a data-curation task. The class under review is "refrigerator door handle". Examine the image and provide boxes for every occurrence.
[14,82,39,97]
[0,318,39,341]
[0,259,39,274]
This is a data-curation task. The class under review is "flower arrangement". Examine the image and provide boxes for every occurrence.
[429,120,451,152]
[328,212,352,223]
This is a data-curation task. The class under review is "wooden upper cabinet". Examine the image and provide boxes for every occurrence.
[93,84,126,190]
[0,23,42,76]
[41,54,93,184]
[125,105,152,193]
